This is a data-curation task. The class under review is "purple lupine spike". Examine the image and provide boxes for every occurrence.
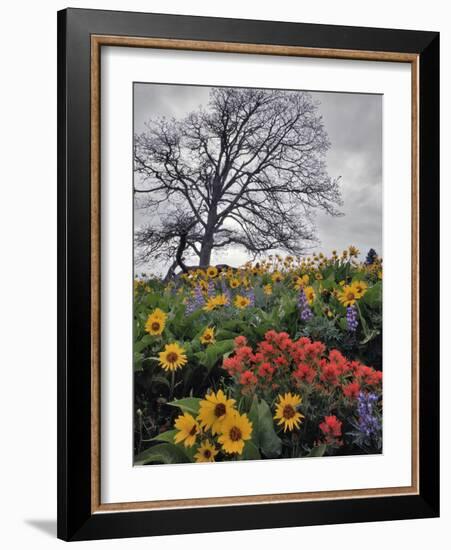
[186,285,205,314]
[220,279,232,304]
[207,281,215,297]
[346,305,358,331]
[298,289,313,321]
[357,392,381,437]
[246,288,255,307]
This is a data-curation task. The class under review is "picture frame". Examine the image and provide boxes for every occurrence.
[57,7,439,541]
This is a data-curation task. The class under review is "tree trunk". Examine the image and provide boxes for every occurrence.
[199,237,213,267]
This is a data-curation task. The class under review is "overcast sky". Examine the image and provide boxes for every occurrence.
[134,83,382,275]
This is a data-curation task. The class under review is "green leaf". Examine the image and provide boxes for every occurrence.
[306,444,327,458]
[239,440,261,461]
[134,443,190,465]
[151,375,171,390]
[361,282,382,308]
[151,429,177,444]
[168,397,202,416]
[134,334,155,353]
[201,339,235,371]
[134,351,143,372]
[248,397,282,458]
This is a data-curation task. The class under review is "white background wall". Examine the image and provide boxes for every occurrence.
[0,0,448,548]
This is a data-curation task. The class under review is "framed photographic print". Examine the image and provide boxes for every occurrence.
[57,8,440,541]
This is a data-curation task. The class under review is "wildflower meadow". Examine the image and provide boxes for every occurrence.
[134,247,383,464]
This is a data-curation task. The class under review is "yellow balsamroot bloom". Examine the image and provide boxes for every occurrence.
[174,413,200,448]
[274,392,304,432]
[348,245,360,257]
[145,308,167,336]
[206,266,218,278]
[263,284,273,296]
[199,279,209,292]
[271,271,283,283]
[158,342,188,372]
[353,280,368,299]
[198,389,236,435]
[194,440,218,463]
[200,327,215,345]
[294,274,309,289]
[217,411,253,455]
[234,295,251,309]
[304,286,316,305]
[203,293,229,312]
[229,278,241,289]
[338,284,358,307]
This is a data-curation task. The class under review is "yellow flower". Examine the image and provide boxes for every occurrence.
[206,266,218,278]
[199,279,209,292]
[294,274,309,289]
[234,295,251,309]
[197,389,236,435]
[315,272,323,281]
[338,284,358,307]
[174,413,200,448]
[158,342,187,372]
[378,270,382,280]
[194,440,218,463]
[348,245,360,257]
[145,308,167,336]
[217,411,253,455]
[274,393,304,432]
[229,278,241,289]
[271,271,283,283]
[304,286,316,305]
[203,294,229,312]
[200,327,216,345]
[353,280,368,298]
[263,284,273,296]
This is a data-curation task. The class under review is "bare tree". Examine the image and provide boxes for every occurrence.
[134,87,342,267]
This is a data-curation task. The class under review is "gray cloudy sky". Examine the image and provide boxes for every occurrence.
[134,83,382,275]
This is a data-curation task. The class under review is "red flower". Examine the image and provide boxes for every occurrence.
[257,362,275,378]
[258,341,276,356]
[274,355,288,367]
[319,415,342,438]
[223,356,243,376]
[240,369,258,386]
[320,362,340,385]
[234,335,247,348]
[235,346,253,362]
[342,381,361,400]
[293,363,316,384]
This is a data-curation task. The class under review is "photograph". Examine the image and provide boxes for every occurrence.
[132,83,383,465]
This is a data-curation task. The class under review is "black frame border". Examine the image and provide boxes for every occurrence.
[57,8,439,541]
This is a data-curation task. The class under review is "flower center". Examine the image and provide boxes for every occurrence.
[189,425,197,436]
[214,403,226,418]
[347,292,355,300]
[229,426,242,441]
[204,333,212,340]
[151,322,161,331]
[166,352,178,363]
[283,405,296,419]
[203,450,211,458]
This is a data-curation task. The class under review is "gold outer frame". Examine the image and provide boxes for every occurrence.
[90,35,419,514]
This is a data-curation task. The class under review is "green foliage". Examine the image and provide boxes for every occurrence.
[248,396,282,458]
